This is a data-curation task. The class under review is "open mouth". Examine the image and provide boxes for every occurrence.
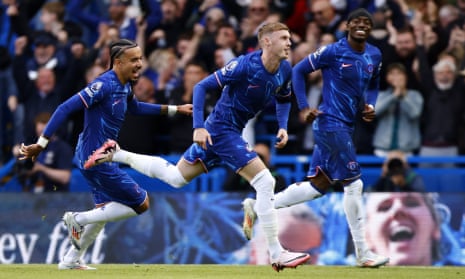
[389,225,414,241]
[355,30,366,36]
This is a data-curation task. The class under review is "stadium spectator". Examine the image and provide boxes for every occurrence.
[66,0,153,45]
[380,26,423,92]
[372,63,423,157]
[370,150,425,192]
[167,61,214,154]
[416,47,465,167]
[16,111,73,193]
[308,0,344,39]
[197,22,239,72]
[194,8,228,72]
[4,0,46,37]
[12,31,68,104]
[145,0,185,54]
[175,23,205,70]
[240,0,271,53]
[143,48,182,101]
[23,67,65,144]
[38,1,68,45]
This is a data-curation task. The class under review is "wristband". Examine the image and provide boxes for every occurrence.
[37,136,49,149]
[168,105,177,116]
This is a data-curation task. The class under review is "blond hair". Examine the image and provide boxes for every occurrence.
[257,22,289,42]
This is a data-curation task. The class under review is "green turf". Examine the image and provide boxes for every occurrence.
[0,264,464,279]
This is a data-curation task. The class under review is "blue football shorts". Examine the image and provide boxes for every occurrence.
[182,131,258,173]
[80,163,147,208]
[308,130,361,181]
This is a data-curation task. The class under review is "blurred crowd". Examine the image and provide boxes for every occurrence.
[1,0,465,192]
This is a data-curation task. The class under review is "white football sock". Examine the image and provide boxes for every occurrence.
[113,150,188,188]
[343,179,367,257]
[274,181,323,208]
[63,222,105,262]
[74,202,137,224]
[251,169,283,261]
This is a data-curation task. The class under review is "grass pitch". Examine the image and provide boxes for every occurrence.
[0,264,464,279]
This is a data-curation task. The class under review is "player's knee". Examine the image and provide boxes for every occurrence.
[134,196,150,214]
[343,178,363,195]
[309,168,332,192]
[168,170,189,188]
[251,169,275,194]
[156,165,188,188]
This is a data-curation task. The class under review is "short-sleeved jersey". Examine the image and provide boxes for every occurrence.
[75,70,131,164]
[202,50,292,135]
[306,38,382,132]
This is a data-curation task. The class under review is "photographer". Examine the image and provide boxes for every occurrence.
[371,150,425,192]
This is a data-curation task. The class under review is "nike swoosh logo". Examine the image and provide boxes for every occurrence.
[342,63,352,68]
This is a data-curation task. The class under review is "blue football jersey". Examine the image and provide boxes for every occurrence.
[75,70,131,163]
[194,50,293,135]
[297,38,382,132]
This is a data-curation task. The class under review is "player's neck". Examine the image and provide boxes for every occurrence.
[347,38,366,52]
[113,69,128,85]
[261,52,280,74]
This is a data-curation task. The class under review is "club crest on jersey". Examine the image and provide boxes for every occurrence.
[221,60,238,75]
[366,64,374,73]
[347,161,359,171]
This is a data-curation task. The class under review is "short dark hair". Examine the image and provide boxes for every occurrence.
[386,62,407,74]
[347,8,373,26]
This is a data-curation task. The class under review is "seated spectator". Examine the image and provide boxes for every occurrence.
[370,150,425,192]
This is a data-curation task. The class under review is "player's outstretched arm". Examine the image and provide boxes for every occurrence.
[175,104,193,116]
[18,141,46,162]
